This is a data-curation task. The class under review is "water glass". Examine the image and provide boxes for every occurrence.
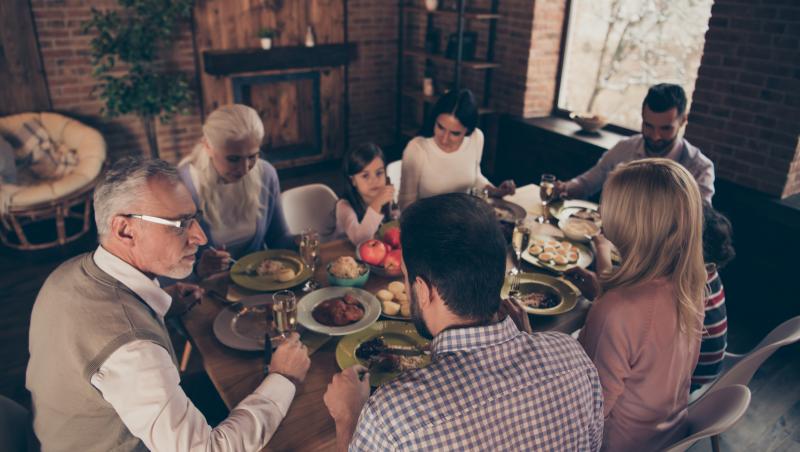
[272,290,298,338]
[300,228,320,291]
[539,174,556,223]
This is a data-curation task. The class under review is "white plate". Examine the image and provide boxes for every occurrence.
[297,287,381,336]
[213,294,281,351]
[521,234,594,273]
[551,199,600,220]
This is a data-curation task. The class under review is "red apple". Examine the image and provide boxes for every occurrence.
[382,249,403,275]
[382,226,401,249]
[384,243,393,253]
[359,239,387,265]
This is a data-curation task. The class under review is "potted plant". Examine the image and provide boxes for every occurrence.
[83,0,194,159]
[258,28,279,50]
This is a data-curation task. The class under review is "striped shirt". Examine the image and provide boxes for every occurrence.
[349,317,604,451]
[691,267,728,390]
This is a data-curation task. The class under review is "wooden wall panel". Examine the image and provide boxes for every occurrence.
[0,0,50,115]
[193,0,346,168]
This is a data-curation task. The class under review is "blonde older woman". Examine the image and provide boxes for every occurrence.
[571,158,706,452]
[179,104,294,278]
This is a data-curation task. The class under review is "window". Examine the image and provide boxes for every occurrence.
[557,0,714,131]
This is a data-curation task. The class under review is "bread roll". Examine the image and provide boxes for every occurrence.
[382,301,401,316]
[400,303,411,318]
[388,281,405,296]
[376,289,394,302]
[275,268,296,282]
[395,292,408,302]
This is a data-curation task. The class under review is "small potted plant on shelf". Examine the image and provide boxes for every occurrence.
[258,27,279,50]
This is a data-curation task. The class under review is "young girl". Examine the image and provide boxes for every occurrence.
[336,143,395,245]
[691,203,735,391]
[578,158,706,452]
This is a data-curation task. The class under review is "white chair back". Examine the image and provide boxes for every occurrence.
[702,316,800,399]
[386,160,402,203]
[662,385,750,452]
[280,183,338,240]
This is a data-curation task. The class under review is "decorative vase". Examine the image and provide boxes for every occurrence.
[424,0,438,12]
[305,25,315,47]
[260,38,272,50]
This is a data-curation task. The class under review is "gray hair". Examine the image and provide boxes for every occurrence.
[93,157,182,239]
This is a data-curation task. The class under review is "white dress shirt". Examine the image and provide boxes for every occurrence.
[91,245,295,452]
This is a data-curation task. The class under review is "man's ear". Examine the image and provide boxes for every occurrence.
[110,215,135,245]
[413,276,432,309]
[679,113,688,127]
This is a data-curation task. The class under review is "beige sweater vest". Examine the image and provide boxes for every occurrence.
[26,252,177,452]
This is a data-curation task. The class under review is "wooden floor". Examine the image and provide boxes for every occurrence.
[1,166,798,451]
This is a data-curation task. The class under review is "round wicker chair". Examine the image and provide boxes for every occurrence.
[0,112,106,250]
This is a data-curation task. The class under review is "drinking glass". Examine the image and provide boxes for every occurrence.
[511,219,530,274]
[539,174,556,223]
[299,228,320,292]
[272,290,298,339]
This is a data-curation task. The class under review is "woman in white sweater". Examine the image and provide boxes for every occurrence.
[398,89,515,209]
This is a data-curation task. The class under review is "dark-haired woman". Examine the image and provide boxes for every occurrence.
[335,143,395,245]
[398,89,515,209]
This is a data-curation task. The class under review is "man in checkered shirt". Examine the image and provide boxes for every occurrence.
[324,193,604,451]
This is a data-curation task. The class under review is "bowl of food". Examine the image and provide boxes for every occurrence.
[559,217,601,243]
[327,256,370,287]
[569,112,608,133]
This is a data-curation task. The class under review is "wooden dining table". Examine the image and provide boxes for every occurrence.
[180,184,592,452]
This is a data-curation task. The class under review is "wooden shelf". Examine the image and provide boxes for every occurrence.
[403,6,501,20]
[401,87,494,114]
[402,47,500,70]
[202,43,357,76]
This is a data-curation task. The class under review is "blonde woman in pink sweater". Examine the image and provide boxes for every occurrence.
[573,158,706,452]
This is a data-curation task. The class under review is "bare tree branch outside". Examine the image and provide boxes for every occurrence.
[558,0,714,130]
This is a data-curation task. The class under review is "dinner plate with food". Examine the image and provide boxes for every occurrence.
[230,250,312,292]
[549,199,600,222]
[374,281,412,320]
[296,287,381,335]
[521,235,594,272]
[213,294,281,351]
[486,198,527,224]
[500,272,581,316]
[336,320,431,386]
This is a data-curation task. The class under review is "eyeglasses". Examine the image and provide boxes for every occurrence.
[123,210,204,231]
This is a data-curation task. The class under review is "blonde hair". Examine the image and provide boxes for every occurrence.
[180,105,264,231]
[600,158,706,335]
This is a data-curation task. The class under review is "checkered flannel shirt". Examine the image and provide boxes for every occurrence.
[350,317,604,451]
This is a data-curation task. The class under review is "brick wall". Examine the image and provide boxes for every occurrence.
[30,0,203,164]
[346,0,398,151]
[685,0,800,198]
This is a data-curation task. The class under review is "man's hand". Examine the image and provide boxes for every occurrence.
[498,297,532,334]
[269,333,311,384]
[324,365,371,432]
[553,180,569,200]
[486,180,516,198]
[564,267,600,301]
[164,282,204,316]
[197,248,231,278]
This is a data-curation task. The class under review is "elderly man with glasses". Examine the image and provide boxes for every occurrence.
[26,157,310,452]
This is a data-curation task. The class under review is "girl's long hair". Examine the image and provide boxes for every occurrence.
[341,143,389,222]
[179,105,264,234]
[600,158,706,335]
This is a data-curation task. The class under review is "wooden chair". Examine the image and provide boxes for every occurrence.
[662,385,751,452]
[0,112,106,250]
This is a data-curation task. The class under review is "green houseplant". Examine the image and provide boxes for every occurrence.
[83,0,195,159]
[258,27,279,49]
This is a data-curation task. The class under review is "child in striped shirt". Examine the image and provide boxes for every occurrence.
[691,204,736,391]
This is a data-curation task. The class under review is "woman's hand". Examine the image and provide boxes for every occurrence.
[486,180,516,198]
[368,184,395,213]
[197,247,231,278]
[564,267,601,301]
[592,233,614,275]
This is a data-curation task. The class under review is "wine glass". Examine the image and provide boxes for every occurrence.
[272,290,297,339]
[299,228,320,292]
[511,219,530,275]
[539,174,556,223]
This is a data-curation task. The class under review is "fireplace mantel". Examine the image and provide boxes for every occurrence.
[202,43,357,76]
